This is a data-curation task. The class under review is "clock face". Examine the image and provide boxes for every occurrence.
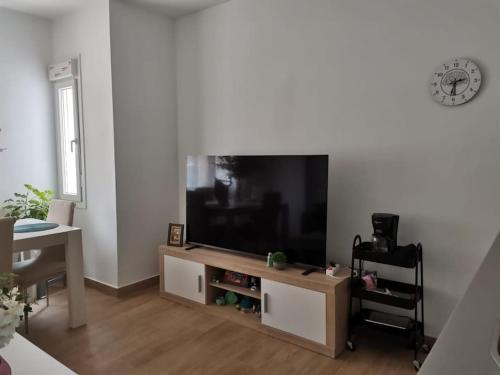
[430,58,481,106]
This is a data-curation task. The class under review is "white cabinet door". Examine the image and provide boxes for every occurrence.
[164,255,206,304]
[261,278,326,344]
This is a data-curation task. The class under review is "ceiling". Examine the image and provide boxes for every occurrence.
[0,0,85,19]
[124,0,230,18]
[0,0,230,19]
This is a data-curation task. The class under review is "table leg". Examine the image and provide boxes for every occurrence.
[65,230,87,328]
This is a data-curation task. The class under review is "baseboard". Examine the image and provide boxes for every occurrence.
[84,275,159,297]
[84,278,118,296]
[117,275,159,297]
[425,335,437,346]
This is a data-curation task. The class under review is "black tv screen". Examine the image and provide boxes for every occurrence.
[186,155,328,267]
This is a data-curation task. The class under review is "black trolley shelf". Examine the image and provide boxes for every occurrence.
[347,235,430,371]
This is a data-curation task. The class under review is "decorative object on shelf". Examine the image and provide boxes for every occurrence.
[223,270,249,288]
[0,273,26,375]
[270,252,287,270]
[371,213,399,253]
[266,252,273,267]
[361,270,378,291]
[250,277,258,291]
[215,296,225,306]
[224,291,238,305]
[167,223,184,247]
[2,184,54,220]
[239,297,253,313]
[326,263,340,277]
[430,58,482,106]
[326,263,351,279]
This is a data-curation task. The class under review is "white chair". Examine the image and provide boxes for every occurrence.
[12,200,75,333]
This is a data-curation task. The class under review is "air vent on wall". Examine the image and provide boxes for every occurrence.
[48,59,78,82]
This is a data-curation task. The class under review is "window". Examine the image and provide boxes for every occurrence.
[54,78,85,204]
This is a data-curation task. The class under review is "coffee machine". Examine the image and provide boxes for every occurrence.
[371,213,399,253]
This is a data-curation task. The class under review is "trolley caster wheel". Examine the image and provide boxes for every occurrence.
[421,344,431,353]
[413,360,421,371]
[347,340,356,351]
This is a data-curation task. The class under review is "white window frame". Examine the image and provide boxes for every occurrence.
[53,60,86,207]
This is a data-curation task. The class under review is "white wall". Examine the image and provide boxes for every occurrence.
[52,0,119,287]
[0,8,56,204]
[110,0,178,287]
[175,0,500,336]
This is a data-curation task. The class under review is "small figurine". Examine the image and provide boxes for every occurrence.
[326,262,340,277]
[266,252,273,267]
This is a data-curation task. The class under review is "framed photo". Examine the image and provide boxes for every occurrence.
[167,223,184,247]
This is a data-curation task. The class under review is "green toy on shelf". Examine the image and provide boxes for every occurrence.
[224,291,238,305]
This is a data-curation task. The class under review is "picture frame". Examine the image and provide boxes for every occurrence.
[167,223,184,247]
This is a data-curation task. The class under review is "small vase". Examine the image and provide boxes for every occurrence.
[273,262,286,270]
[0,355,11,375]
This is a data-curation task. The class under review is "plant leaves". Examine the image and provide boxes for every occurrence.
[2,184,52,220]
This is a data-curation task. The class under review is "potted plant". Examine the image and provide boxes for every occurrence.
[2,184,53,220]
[271,252,287,270]
[0,273,25,374]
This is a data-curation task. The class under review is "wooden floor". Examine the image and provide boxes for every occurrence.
[22,286,421,375]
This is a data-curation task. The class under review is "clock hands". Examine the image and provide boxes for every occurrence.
[449,78,467,96]
[450,80,457,96]
[450,81,457,96]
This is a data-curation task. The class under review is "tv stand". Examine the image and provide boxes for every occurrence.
[159,244,350,358]
[185,244,201,251]
[302,267,320,276]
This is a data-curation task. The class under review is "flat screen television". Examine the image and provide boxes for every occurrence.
[186,155,328,267]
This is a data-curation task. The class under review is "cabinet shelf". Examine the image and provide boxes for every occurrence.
[353,242,420,268]
[353,308,422,337]
[208,281,261,299]
[206,303,262,326]
[351,278,422,310]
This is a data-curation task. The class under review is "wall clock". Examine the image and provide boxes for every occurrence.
[430,58,482,106]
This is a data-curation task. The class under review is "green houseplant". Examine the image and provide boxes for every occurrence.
[271,252,287,270]
[2,184,54,220]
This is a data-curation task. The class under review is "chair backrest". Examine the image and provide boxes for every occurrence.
[0,217,15,273]
[47,200,76,226]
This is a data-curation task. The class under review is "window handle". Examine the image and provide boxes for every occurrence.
[70,139,78,152]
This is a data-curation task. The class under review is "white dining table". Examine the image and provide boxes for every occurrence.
[0,333,76,374]
[13,219,87,329]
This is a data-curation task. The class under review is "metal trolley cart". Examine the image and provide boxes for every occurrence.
[347,235,430,370]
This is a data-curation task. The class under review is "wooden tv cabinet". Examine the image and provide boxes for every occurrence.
[158,245,350,358]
